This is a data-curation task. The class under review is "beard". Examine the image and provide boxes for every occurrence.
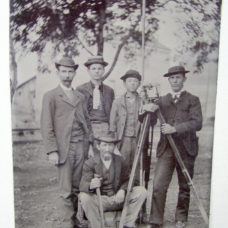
[102,152,112,161]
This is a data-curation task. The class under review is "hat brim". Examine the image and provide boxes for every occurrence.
[120,75,141,81]
[55,63,79,70]
[94,137,121,144]
[163,70,190,77]
[84,61,108,68]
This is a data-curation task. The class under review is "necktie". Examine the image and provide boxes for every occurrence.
[173,95,179,103]
[93,85,101,109]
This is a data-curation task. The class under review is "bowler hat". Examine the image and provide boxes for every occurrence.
[94,132,120,144]
[84,56,108,67]
[120,70,142,81]
[55,56,79,70]
[163,66,190,77]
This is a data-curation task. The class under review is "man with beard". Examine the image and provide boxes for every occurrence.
[79,132,147,228]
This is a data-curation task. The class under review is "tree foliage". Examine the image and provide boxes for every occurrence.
[10,0,222,77]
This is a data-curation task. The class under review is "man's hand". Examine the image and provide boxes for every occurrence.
[161,123,176,134]
[48,152,59,165]
[114,189,125,204]
[143,103,159,113]
[90,177,102,190]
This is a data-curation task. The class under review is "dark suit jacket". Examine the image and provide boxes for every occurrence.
[40,85,92,164]
[79,153,135,194]
[76,81,114,122]
[157,91,202,157]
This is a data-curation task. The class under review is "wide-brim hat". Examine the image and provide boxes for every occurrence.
[84,56,108,67]
[55,56,79,70]
[120,70,142,81]
[163,66,190,77]
[94,132,120,144]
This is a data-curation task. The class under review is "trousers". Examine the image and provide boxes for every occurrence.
[119,136,137,168]
[150,145,196,225]
[79,186,147,228]
[49,141,85,228]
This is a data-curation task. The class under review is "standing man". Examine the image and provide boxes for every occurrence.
[148,66,203,228]
[76,56,114,138]
[79,132,147,228]
[109,70,142,168]
[109,70,157,172]
[41,56,92,228]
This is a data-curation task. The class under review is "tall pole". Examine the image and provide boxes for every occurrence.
[139,0,146,188]
[141,0,146,82]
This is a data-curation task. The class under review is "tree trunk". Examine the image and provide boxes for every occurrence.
[97,1,106,55]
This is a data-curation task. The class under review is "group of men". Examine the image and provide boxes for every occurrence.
[41,55,203,228]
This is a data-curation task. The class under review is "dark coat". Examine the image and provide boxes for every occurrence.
[157,91,202,157]
[76,81,115,122]
[40,85,92,164]
[79,153,132,194]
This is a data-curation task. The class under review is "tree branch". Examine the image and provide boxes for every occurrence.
[77,36,94,56]
[102,17,141,81]
[102,34,131,81]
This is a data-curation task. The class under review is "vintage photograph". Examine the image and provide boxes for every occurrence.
[9,0,222,228]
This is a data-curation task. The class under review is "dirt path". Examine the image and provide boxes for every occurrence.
[13,125,213,228]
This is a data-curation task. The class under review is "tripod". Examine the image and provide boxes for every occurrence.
[118,112,152,228]
[119,104,209,228]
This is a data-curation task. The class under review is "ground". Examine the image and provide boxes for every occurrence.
[13,124,213,228]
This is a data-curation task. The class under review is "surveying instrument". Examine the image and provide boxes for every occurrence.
[118,83,209,228]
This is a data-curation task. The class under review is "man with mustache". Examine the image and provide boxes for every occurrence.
[79,132,147,228]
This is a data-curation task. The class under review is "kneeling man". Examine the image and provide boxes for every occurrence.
[79,132,147,228]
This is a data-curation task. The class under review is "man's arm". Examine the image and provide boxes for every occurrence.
[79,159,96,193]
[174,96,203,133]
[40,93,58,154]
[109,99,118,133]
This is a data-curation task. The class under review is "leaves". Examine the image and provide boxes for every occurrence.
[10,0,221,74]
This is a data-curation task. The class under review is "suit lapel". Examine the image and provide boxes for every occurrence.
[57,85,80,107]
[83,82,93,96]
[94,154,103,177]
[176,91,186,104]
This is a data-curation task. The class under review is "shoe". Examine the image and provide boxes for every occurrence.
[149,223,160,228]
[176,220,186,228]
[73,216,88,228]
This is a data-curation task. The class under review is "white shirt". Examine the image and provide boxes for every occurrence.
[171,89,185,99]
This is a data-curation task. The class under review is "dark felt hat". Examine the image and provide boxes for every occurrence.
[55,56,79,70]
[120,70,142,81]
[94,132,120,144]
[163,66,190,77]
[84,56,108,67]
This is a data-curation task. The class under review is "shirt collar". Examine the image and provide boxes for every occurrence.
[171,88,185,98]
[90,81,103,91]
[60,83,73,91]
[125,92,138,99]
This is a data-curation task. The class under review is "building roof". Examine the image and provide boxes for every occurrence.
[16,76,36,90]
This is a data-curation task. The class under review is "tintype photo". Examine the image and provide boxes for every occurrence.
[9,0,222,228]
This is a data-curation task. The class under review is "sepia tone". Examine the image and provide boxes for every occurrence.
[10,1,221,228]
